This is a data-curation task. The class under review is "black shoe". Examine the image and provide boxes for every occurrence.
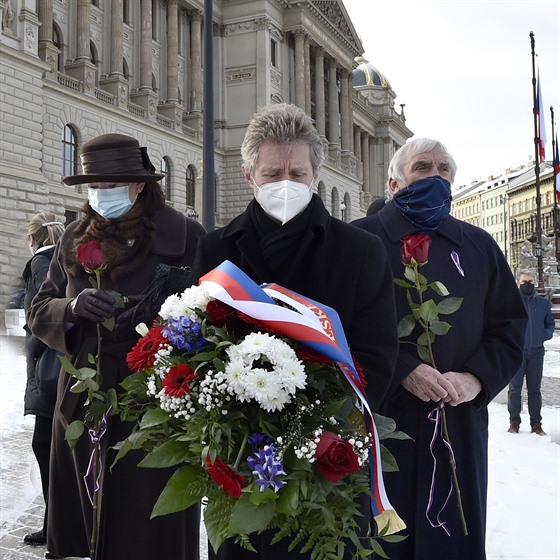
[23,530,46,545]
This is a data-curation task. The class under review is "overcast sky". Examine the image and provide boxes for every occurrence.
[342,0,560,189]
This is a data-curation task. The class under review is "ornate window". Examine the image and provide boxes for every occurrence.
[161,157,171,201]
[186,165,196,208]
[61,125,78,178]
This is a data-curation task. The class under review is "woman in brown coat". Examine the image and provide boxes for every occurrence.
[28,134,205,560]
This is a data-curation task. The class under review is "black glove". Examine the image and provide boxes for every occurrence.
[67,288,116,324]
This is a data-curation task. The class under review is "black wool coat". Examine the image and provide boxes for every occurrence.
[23,246,57,418]
[353,202,527,560]
[28,206,205,560]
[191,195,399,560]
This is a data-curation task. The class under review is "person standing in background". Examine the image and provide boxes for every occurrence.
[22,213,65,547]
[507,270,555,435]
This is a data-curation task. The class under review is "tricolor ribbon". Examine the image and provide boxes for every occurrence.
[200,260,405,534]
[84,406,112,505]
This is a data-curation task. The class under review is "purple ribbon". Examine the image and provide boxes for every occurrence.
[426,401,456,536]
[83,406,112,505]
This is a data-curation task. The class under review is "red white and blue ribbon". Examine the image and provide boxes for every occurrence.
[200,260,404,532]
[84,406,112,505]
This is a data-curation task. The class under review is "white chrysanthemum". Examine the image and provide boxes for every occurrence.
[180,285,210,317]
[158,293,183,320]
[223,332,306,411]
[244,367,283,405]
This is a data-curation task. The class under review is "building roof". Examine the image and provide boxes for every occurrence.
[352,56,391,88]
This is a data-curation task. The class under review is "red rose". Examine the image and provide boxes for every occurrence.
[77,241,107,272]
[400,234,431,265]
[314,431,360,482]
[126,326,166,372]
[162,364,199,397]
[205,456,246,498]
[206,299,240,331]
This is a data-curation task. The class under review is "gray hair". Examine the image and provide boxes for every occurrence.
[241,103,325,176]
[516,269,536,281]
[385,137,458,200]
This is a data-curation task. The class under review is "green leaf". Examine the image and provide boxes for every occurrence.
[69,379,87,393]
[380,445,400,472]
[205,494,235,554]
[417,331,435,347]
[397,315,416,338]
[89,276,98,289]
[419,299,439,322]
[102,315,115,332]
[373,413,396,439]
[437,297,464,315]
[429,321,451,335]
[249,487,278,506]
[151,465,206,517]
[140,407,170,429]
[229,494,276,535]
[429,281,450,296]
[393,278,413,289]
[403,266,417,284]
[105,290,125,308]
[139,440,192,468]
[65,420,85,449]
[417,345,431,364]
[59,355,82,377]
[276,478,299,515]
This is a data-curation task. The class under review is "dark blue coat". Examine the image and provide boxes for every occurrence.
[520,292,555,352]
[353,202,526,560]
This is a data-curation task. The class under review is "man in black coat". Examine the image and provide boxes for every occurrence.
[190,103,399,559]
[352,138,526,560]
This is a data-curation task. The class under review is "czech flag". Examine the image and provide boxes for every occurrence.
[554,133,560,203]
[535,71,547,162]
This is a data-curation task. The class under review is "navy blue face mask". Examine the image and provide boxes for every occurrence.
[392,175,452,231]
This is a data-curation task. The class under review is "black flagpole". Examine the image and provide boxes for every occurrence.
[203,0,215,231]
[530,31,544,289]
[552,106,559,271]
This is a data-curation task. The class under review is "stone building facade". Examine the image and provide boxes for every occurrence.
[0,0,412,313]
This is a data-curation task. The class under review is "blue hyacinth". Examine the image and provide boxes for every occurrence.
[248,432,274,451]
[163,316,206,352]
[247,444,286,493]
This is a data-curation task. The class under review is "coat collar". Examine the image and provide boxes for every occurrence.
[378,201,464,246]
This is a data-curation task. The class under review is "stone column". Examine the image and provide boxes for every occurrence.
[327,59,340,163]
[314,48,326,138]
[294,30,306,109]
[129,0,158,120]
[99,0,129,106]
[339,69,351,152]
[109,0,123,76]
[304,36,311,114]
[65,0,96,95]
[159,0,182,129]
[361,132,370,195]
[354,126,362,176]
[37,0,59,78]
[76,0,90,61]
[190,10,203,113]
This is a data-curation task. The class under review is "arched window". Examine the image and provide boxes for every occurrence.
[161,157,171,201]
[186,165,196,208]
[317,181,326,202]
[53,24,63,71]
[61,125,78,178]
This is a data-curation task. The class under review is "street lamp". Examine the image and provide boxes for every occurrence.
[187,208,199,221]
[340,202,346,222]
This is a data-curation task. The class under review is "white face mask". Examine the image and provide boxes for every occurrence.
[252,179,313,225]
[87,185,135,220]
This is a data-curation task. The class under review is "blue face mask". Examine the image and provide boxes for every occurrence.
[392,176,452,231]
[87,185,135,220]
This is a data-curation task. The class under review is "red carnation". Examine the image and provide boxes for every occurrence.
[400,234,431,265]
[126,326,166,372]
[162,364,199,397]
[314,431,360,482]
[205,456,246,498]
[77,241,107,272]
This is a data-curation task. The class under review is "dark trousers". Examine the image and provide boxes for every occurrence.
[32,414,53,535]
[507,348,545,426]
